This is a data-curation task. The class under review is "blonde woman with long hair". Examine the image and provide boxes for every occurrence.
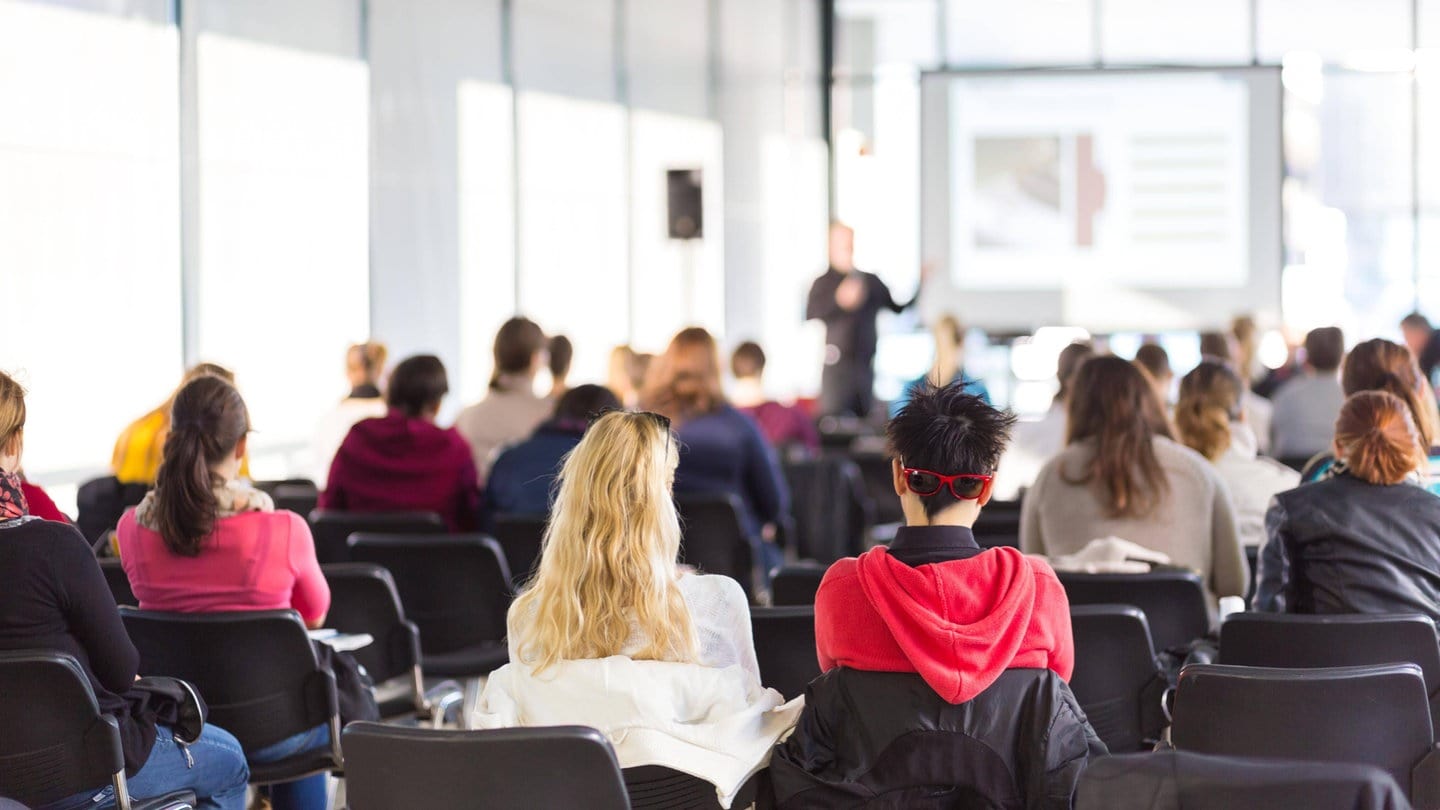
[473,412,799,807]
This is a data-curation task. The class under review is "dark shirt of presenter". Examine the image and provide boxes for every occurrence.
[806,222,923,417]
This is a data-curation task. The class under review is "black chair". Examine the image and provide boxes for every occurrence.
[751,606,821,701]
[76,475,148,544]
[781,455,873,563]
[675,493,755,599]
[253,478,316,495]
[623,765,761,810]
[119,609,344,787]
[321,563,463,726]
[348,534,512,686]
[1068,605,1168,752]
[306,509,446,564]
[97,556,137,607]
[1076,751,1411,810]
[270,484,319,519]
[491,513,548,587]
[770,562,828,606]
[849,450,905,527]
[1171,663,1440,801]
[342,723,629,810]
[973,499,1023,549]
[0,651,197,810]
[1220,612,1440,720]
[1058,571,1211,652]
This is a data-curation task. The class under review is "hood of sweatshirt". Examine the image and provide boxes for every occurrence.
[340,410,466,473]
[852,544,1054,704]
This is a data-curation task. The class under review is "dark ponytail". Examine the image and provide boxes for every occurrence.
[152,375,250,557]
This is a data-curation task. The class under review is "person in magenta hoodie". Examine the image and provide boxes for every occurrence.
[813,381,1074,702]
[320,354,479,531]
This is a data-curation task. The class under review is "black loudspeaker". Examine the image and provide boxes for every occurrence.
[666,168,703,240]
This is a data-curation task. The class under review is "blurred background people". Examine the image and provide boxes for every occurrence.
[1269,326,1345,461]
[730,340,820,457]
[112,362,244,486]
[311,341,388,488]
[456,317,554,481]
[890,315,991,416]
[546,334,573,401]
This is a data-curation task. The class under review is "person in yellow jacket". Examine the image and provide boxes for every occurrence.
[112,363,249,484]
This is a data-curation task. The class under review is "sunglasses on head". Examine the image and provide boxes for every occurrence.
[902,467,993,501]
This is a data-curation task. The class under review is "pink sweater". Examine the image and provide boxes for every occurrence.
[116,510,330,626]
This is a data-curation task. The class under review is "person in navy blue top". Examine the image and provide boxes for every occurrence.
[642,328,791,570]
[482,384,621,529]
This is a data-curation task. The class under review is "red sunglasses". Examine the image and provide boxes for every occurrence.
[902,467,994,501]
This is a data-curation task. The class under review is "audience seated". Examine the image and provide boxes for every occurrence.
[606,345,648,409]
[115,375,332,810]
[482,384,620,527]
[1224,316,1274,455]
[1302,337,1440,493]
[18,473,68,523]
[455,317,555,481]
[321,355,479,530]
[641,327,790,571]
[1020,356,1248,605]
[471,411,800,807]
[1175,361,1297,548]
[1402,311,1440,388]
[730,341,819,456]
[773,382,1101,806]
[1256,390,1440,629]
[1269,326,1345,459]
[994,340,1093,499]
[547,334,572,401]
[112,362,246,486]
[889,314,992,417]
[311,341,388,488]
[1134,343,1174,407]
[0,371,251,810]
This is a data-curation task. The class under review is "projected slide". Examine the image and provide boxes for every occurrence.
[951,73,1249,289]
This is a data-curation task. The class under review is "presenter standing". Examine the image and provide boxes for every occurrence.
[806,222,928,417]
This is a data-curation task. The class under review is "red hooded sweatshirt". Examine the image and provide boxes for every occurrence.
[319,410,480,531]
[814,544,1073,704]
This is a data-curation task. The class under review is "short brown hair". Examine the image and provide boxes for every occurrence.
[491,317,546,389]
[1342,338,1439,450]
[1304,327,1344,372]
[1335,390,1427,485]
[731,342,766,379]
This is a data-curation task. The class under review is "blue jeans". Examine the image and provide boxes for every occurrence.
[42,724,249,810]
[248,724,331,810]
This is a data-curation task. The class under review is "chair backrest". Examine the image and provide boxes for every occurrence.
[306,509,446,564]
[624,765,741,810]
[0,651,123,807]
[348,533,512,655]
[75,475,148,543]
[1220,612,1440,705]
[1172,663,1434,794]
[342,723,629,810]
[848,450,905,527]
[1076,751,1411,810]
[770,562,829,606]
[973,500,1022,549]
[1058,571,1211,652]
[1068,605,1166,752]
[751,606,821,700]
[491,513,548,587]
[780,456,873,563]
[271,484,319,519]
[675,494,754,598]
[97,557,137,607]
[321,563,419,684]
[120,608,337,751]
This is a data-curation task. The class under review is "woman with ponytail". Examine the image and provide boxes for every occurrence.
[1175,361,1297,548]
[117,375,331,810]
[0,371,250,809]
[1256,390,1440,626]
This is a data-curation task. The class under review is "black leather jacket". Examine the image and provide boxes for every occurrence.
[769,668,1107,809]
[1256,473,1440,629]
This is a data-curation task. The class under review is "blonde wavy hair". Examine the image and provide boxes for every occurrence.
[508,411,697,673]
[1175,360,1243,462]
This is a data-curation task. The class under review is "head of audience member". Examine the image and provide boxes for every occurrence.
[1198,331,1233,365]
[829,222,855,273]
[929,316,966,384]
[547,335,573,395]
[1333,390,1427,485]
[731,341,766,382]
[1133,343,1173,402]
[1066,355,1174,518]
[1231,315,1259,379]
[508,410,692,673]
[551,384,622,431]
[1053,341,1094,406]
[1175,361,1244,462]
[152,375,250,557]
[1302,326,1344,375]
[641,327,726,423]
[166,362,235,408]
[345,341,388,394]
[886,382,1015,529]
[0,371,25,475]
[387,355,449,423]
[1342,338,1439,451]
[490,317,547,391]
[1402,312,1433,361]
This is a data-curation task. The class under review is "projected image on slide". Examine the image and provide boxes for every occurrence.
[950,74,1249,292]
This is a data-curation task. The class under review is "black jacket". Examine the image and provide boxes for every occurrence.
[1256,473,1440,631]
[769,668,1107,809]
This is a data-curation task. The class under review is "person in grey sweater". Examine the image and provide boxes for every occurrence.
[1268,326,1346,460]
[1020,356,1249,605]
